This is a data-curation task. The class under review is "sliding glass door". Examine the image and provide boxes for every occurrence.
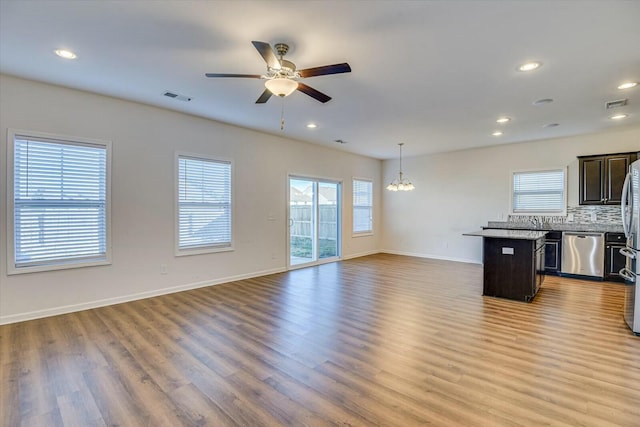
[289,176,341,268]
[289,177,315,265]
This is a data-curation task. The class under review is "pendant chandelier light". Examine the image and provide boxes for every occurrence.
[387,143,415,191]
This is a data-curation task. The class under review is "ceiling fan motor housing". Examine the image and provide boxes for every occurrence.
[278,60,296,75]
[274,43,290,57]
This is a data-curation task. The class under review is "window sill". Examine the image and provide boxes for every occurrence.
[175,245,234,257]
[8,258,111,275]
[352,232,374,238]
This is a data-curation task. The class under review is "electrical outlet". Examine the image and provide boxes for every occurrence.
[590,212,597,222]
[567,213,574,221]
[160,264,168,275]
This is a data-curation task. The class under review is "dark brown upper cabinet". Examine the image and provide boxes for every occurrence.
[579,152,638,205]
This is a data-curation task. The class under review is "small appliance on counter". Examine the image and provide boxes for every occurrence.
[620,159,640,335]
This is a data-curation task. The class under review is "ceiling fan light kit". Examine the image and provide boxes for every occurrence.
[265,77,298,97]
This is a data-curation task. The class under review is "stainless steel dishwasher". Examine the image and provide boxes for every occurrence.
[561,232,605,278]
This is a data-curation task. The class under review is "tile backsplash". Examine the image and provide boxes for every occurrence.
[508,205,622,225]
[566,205,621,224]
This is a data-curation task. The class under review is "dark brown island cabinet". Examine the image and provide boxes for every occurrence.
[578,152,638,205]
[464,230,547,302]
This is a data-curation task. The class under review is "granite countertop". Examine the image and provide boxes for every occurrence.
[486,221,624,233]
[463,229,548,240]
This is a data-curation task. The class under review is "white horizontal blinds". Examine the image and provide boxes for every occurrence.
[13,136,107,268]
[178,156,231,250]
[513,170,565,213]
[353,179,373,233]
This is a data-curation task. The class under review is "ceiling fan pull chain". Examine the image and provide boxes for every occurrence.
[280,97,286,131]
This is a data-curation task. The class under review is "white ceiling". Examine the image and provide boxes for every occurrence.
[1,0,639,159]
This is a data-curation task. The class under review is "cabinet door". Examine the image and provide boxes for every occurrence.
[605,155,632,204]
[605,243,626,281]
[535,243,545,294]
[579,157,604,205]
[544,240,560,273]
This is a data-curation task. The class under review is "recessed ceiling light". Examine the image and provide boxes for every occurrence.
[618,82,638,90]
[492,131,503,136]
[610,114,628,120]
[54,49,77,59]
[517,61,541,72]
[533,98,554,105]
[496,117,511,123]
[306,123,317,129]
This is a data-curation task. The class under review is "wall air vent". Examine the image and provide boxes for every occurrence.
[605,98,627,110]
[163,91,192,102]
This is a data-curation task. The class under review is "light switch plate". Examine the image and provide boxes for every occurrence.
[502,247,514,255]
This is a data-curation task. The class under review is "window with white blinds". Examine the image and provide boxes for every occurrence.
[353,179,373,234]
[512,169,566,214]
[9,131,111,273]
[177,154,232,253]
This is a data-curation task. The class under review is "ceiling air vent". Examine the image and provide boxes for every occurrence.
[605,98,627,110]
[163,91,192,102]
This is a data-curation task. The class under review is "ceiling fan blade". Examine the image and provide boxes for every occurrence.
[251,41,280,70]
[205,73,262,78]
[297,83,332,103]
[298,63,351,78]
[255,89,273,104]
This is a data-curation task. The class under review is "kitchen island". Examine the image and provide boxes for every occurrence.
[464,229,547,302]
[485,220,625,281]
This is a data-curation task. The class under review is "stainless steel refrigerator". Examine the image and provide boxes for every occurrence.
[621,159,640,335]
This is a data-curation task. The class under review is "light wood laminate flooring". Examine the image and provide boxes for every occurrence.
[2,254,639,426]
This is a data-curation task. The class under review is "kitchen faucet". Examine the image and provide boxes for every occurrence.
[530,217,541,229]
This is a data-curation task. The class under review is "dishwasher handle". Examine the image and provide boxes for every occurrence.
[563,232,604,238]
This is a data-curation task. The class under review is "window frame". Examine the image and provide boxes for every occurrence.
[174,151,234,256]
[6,128,112,275]
[510,167,567,216]
[352,177,373,236]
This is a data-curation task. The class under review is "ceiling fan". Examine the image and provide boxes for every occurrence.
[205,41,351,104]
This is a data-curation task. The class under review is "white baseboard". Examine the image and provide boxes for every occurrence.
[381,249,481,265]
[0,267,287,325]
[342,249,381,260]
